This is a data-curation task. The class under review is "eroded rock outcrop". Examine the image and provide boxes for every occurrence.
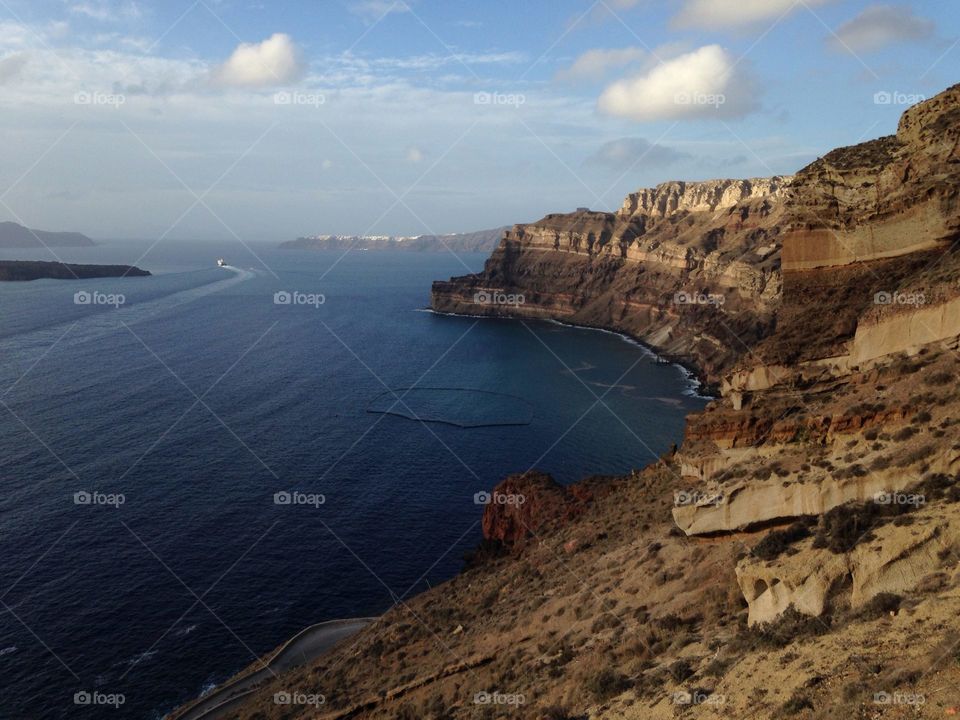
[738,510,960,625]
[480,471,595,548]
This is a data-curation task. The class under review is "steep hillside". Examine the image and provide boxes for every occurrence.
[175,84,960,720]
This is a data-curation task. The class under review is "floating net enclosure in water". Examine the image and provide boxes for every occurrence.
[366,387,534,428]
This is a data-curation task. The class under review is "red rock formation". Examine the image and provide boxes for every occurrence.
[480,471,594,548]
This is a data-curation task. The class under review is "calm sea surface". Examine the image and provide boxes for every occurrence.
[0,240,706,718]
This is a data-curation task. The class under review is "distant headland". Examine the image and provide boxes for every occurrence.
[280,227,507,253]
[0,221,95,248]
[0,260,150,282]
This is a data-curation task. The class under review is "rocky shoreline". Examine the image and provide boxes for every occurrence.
[175,83,960,720]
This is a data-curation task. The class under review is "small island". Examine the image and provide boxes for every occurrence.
[0,260,150,282]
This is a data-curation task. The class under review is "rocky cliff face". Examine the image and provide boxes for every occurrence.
[434,84,960,626]
[782,83,960,270]
[185,84,960,720]
[433,181,787,387]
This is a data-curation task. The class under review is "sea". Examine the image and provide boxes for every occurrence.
[0,240,706,718]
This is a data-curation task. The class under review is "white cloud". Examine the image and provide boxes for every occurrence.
[598,45,759,121]
[68,1,144,23]
[673,0,836,29]
[349,0,411,23]
[214,33,305,88]
[556,47,646,83]
[830,4,935,53]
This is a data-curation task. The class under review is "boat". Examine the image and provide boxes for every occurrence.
[216,258,227,267]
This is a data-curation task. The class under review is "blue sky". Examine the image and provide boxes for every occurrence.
[0,0,957,241]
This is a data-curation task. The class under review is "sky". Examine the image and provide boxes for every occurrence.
[0,0,957,242]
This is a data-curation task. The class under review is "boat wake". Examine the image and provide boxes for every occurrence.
[0,265,255,368]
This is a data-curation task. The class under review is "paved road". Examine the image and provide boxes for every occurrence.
[175,618,376,720]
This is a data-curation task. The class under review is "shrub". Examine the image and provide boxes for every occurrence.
[777,691,814,716]
[668,659,695,682]
[892,426,917,442]
[856,592,902,619]
[584,668,630,700]
[752,522,813,561]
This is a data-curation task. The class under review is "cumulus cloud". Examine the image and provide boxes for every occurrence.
[829,4,935,53]
[214,33,304,88]
[556,47,646,83]
[584,138,689,172]
[673,0,836,29]
[598,45,759,122]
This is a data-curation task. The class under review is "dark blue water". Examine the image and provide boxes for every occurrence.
[0,241,705,718]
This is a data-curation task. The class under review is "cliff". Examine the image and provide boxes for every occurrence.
[0,221,95,248]
[177,84,960,720]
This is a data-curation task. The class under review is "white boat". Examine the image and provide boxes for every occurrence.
[216,258,227,267]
